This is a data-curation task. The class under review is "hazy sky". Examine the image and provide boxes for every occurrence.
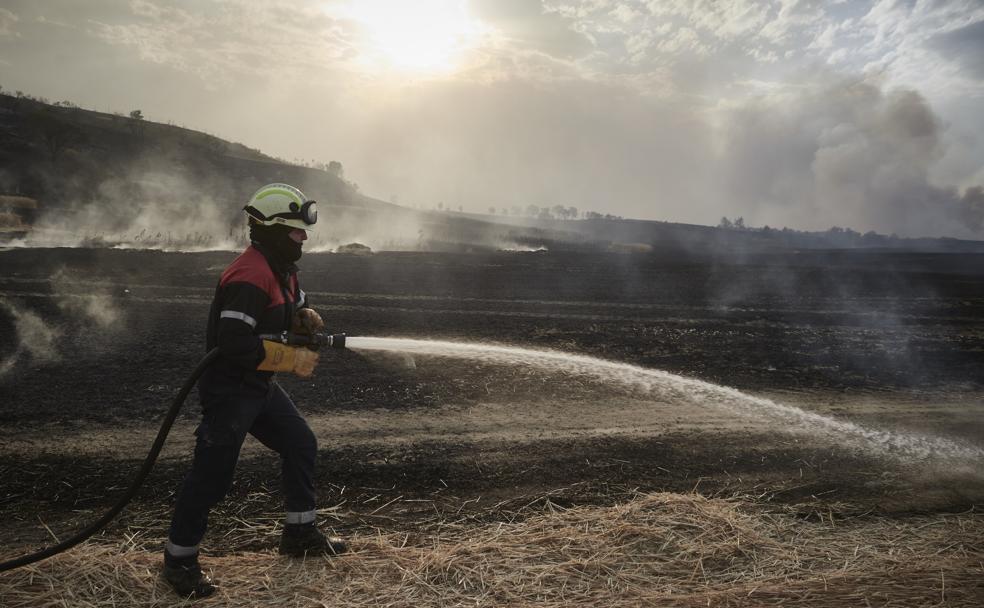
[1,0,983,237]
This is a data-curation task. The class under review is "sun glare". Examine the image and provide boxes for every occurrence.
[341,0,485,74]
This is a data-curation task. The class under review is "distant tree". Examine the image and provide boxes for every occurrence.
[437,202,444,211]
[29,109,84,161]
[204,136,226,154]
[129,109,144,120]
[734,216,745,230]
[585,211,603,220]
[552,204,566,219]
[326,160,343,178]
[861,230,884,246]
[567,206,578,220]
[526,204,539,218]
[718,217,733,229]
[488,207,496,215]
[824,226,865,246]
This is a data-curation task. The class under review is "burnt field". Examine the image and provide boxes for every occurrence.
[2,246,984,605]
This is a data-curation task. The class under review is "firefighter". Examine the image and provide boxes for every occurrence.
[163,184,346,598]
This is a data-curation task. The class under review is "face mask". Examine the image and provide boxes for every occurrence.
[250,224,303,263]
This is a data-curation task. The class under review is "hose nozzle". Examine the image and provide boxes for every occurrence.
[258,331,346,350]
[320,333,346,349]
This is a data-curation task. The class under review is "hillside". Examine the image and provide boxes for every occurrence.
[0,93,591,251]
[0,93,355,225]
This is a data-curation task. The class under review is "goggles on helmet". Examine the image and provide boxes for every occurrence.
[244,200,318,227]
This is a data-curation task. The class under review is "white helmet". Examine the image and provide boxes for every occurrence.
[243,183,317,230]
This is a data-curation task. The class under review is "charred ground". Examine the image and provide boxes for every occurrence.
[1,246,983,566]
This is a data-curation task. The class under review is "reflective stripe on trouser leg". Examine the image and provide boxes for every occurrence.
[285,510,317,525]
[165,540,200,558]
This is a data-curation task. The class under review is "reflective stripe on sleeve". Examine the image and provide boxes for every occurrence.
[220,310,257,328]
[297,289,306,307]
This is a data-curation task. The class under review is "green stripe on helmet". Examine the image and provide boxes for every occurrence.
[255,187,304,206]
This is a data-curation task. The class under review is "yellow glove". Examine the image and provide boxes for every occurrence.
[257,340,320,377]
[292,308,325,335]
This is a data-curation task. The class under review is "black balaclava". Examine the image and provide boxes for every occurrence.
[250,223,303,265]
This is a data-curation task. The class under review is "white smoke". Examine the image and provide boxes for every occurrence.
[334,74,982,240]
[0,299,61,377]
[717,77,983,238]
[9,161,244,251]
[0,270,129,377]
[49,268,124,330]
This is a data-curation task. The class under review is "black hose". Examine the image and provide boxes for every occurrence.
[0,348,220,572]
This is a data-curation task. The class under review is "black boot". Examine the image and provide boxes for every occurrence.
[279,522,348,557]
[163,550,216,599]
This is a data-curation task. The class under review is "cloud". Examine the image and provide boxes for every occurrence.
[0,8,20,37]
[84,0,358,85]
[677,0,773,42]
[469,0,593,59]
[928,18,984,80]
[855,0,984,90]
[610,4,641,24]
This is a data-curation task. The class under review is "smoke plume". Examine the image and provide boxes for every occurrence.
[0,299,61,376]
[718,77,983,238]
[0,268,129,377]
[15,163,243,251]
[49,268,124,330]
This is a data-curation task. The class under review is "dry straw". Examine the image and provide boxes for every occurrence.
[1,491,981,607]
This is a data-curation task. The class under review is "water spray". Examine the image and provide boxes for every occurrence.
[343,337,984,464]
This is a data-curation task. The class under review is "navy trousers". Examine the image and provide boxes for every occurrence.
[168,382,317,547]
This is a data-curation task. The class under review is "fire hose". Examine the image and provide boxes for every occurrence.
[0,331,346,572]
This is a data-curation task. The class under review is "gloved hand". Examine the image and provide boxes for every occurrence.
[292,308,325,335]
[257,340,320,377]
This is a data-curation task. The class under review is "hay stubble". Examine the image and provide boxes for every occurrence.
[2,492,981,607]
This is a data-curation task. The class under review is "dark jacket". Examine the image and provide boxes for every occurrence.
[199,244,308,397]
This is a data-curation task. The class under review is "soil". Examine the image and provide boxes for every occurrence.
[1,246,983,562]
